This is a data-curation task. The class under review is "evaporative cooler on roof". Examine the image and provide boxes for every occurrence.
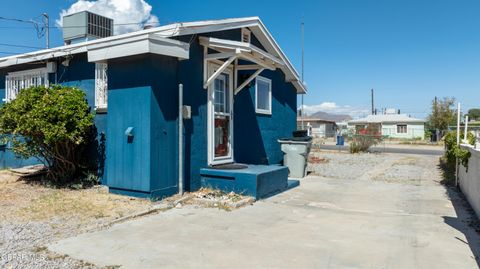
[62,11,113,45]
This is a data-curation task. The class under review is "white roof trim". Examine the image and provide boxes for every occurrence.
[348,114,425,124]
[199,36,284,67]
[163,17,306,93]
[0,34,190,68]
[0,17,306,93]
[88,34,189,62]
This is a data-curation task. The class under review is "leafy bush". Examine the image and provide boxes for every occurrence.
[0,85,95,183]
[444,131,475,168]
[349,135,379,153]
[424,130,432,141]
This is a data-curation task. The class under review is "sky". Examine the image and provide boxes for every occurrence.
[1,0,479,119]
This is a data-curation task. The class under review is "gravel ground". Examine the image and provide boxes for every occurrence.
[308,150,440,184]
[0,171,152,269]
[308,150,388,180]
[1,220,98,269]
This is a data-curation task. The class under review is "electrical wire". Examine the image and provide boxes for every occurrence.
[0,16,37,24]
[0,21,164,29]
[0,51,19,55]
[0,43,44,49]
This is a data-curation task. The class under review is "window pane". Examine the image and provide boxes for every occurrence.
[95,63,108,108]
[257,79,270,111]
[214,74,228,113]
[214,116,230,157]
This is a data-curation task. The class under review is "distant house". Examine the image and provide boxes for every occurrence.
[348,114,425,139]
[0,15,306,198]
[297,118,337,138]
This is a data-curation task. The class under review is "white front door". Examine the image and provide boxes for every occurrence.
[207,63,234,165]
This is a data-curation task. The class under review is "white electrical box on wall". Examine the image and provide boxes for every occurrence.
[46,62,57,73]
[182,105,191,119]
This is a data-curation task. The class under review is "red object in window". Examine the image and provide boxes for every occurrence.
[214,117,229,157]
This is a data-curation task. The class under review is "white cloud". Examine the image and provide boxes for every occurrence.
[57,0,159,35]
[299,102,370,118]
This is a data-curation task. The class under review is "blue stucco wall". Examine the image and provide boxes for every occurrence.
[234,69,297,165]
[176,29,297,191]
[106,54,179,198]
[175,30,244,191]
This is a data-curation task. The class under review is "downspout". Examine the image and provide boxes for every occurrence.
[178,83,184,195]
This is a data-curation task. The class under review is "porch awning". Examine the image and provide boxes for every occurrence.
[199,36,284,94]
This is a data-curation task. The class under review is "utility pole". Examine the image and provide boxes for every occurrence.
[434,96,438,139]
[300,18,305,130]
[42,13,49,49]
[300,19,305,129]
[371,89,374,115]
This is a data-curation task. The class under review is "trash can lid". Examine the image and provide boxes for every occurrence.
[292,130,308,137]
[279,136,312,142]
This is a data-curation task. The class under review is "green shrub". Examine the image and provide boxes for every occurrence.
[349,135,379,153]
[424,130,432,141]
[0,85,94,183]
[444,131,475,168]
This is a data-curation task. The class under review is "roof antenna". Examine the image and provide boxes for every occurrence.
[300,18,305,129]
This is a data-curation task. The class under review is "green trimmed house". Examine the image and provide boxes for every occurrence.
[348,114,425,140]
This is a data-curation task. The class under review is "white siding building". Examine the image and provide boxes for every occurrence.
[348,114,425,140]
[297,118,337,138]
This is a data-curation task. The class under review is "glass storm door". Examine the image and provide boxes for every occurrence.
[208,64,233,165]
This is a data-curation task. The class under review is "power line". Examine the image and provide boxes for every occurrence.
[49,21,161,29]
[0,16,37,24]
[0,21,162,29]
[0,43,44,49]
[0,51,20,55]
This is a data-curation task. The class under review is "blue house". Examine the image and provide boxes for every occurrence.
[0,17,306,199]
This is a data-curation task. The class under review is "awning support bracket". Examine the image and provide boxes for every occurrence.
[234,68,264,95]
[203,55,237,89]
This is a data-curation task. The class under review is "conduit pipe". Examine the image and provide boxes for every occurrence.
[178,83,184,195]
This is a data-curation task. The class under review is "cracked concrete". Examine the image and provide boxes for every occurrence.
[48,153,480,269]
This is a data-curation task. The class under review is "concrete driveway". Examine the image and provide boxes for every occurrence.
[49,153,480,269]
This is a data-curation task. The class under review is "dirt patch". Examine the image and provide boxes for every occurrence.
[0,171,152,269]
[184,188,254,211]
[1,179,149,224]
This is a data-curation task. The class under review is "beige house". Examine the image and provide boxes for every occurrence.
[297,118,337,138]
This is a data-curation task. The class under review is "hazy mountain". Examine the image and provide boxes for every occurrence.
[303,111,352,122]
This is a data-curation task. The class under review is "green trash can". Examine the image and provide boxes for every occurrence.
[278,136,312,178]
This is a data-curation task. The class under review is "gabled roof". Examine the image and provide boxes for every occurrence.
[0,17,306,93]
[348,114,425,124]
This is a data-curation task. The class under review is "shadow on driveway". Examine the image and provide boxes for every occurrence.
[443,186,480,268]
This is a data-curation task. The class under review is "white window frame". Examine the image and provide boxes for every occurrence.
[255,76,272,115]
[207,62,234,166]
[397,124,407,134]
[4,68,49,102]
[95,62,108,110]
